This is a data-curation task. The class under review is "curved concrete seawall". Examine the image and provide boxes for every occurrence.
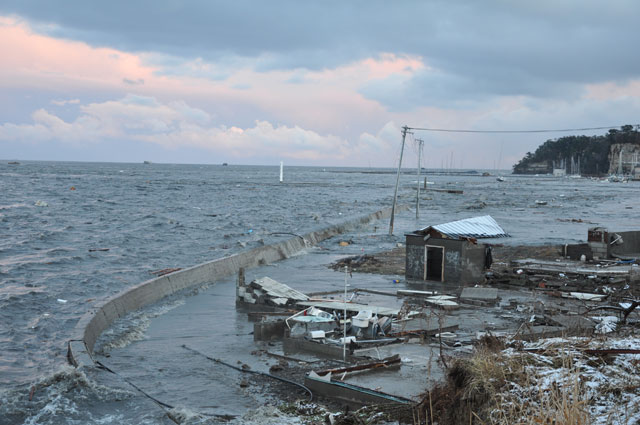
[68,206,407,367]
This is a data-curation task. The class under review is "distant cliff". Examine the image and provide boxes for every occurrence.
[512,125,640,175]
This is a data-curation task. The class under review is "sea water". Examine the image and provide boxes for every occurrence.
[1,160,637,424]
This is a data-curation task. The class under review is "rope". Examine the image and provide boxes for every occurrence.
[181,345,313,401]
[95,360,234,422]
[95,361,174,409]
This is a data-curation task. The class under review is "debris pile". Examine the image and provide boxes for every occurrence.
[331,254,381,271]
[237,276,309,307]
[234,225,640,424]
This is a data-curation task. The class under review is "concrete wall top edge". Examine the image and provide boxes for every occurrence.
[70,205,404,358]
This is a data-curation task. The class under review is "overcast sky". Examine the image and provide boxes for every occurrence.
[1,1,639,168]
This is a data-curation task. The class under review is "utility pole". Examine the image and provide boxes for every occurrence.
[389,126,408,235]
[416,138,423,219]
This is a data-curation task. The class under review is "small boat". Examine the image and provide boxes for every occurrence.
[222,162,228,166]
[143,160,152,164]
[7,161,20,165]
[496,176,505,182]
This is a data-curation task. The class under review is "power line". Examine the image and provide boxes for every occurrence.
[406,125,638,134]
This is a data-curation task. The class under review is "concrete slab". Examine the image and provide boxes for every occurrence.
[548,315,595,336]
[393,316,459,335]
[460,287,499,301]
[514,325,566,341]
[347,343,448,399]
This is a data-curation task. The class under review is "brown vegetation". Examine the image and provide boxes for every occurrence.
[412,342,591,425]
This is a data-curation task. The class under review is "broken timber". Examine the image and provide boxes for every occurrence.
[313,354,401,377]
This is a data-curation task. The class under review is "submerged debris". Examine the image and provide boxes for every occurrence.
[331,254,380,270]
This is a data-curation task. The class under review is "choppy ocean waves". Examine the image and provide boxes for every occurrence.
[2,161,638,424]
[0,162,394,389]
[0,366,158,425]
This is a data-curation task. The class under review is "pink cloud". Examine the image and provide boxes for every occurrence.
[0,95,371,162]
[0,17,155,90]
[0,16,427,141]
[8,16,622,168]
[584,80,640,101]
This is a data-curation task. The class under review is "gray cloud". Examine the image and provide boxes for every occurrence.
[123,78,144,85]
[2,0,640,108]
[360,65,586,111]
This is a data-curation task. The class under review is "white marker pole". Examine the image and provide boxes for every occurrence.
[279,161,284,183]
[343,265,348,361]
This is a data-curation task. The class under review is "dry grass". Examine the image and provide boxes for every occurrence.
[413,344,591,425]
[492,368,589,425]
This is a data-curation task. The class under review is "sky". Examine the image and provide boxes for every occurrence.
[1,1,640,168]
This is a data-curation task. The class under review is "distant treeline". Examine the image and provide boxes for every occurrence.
[513,125,640,175]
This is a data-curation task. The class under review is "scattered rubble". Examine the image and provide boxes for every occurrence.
[237,226,640,424]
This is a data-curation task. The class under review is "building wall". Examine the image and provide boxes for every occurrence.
[588,228,610,259]
[405,235,425,280]
[440,238,464,282]
[610,231,640,258]
[405,235,485,283]
[460,243,487,282]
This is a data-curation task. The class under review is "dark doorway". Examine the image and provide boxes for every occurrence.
[424,245,444,281]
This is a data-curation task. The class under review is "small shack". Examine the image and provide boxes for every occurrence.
[405,215,508,284]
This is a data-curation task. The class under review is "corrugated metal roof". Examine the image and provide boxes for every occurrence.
[422,215,509,239]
